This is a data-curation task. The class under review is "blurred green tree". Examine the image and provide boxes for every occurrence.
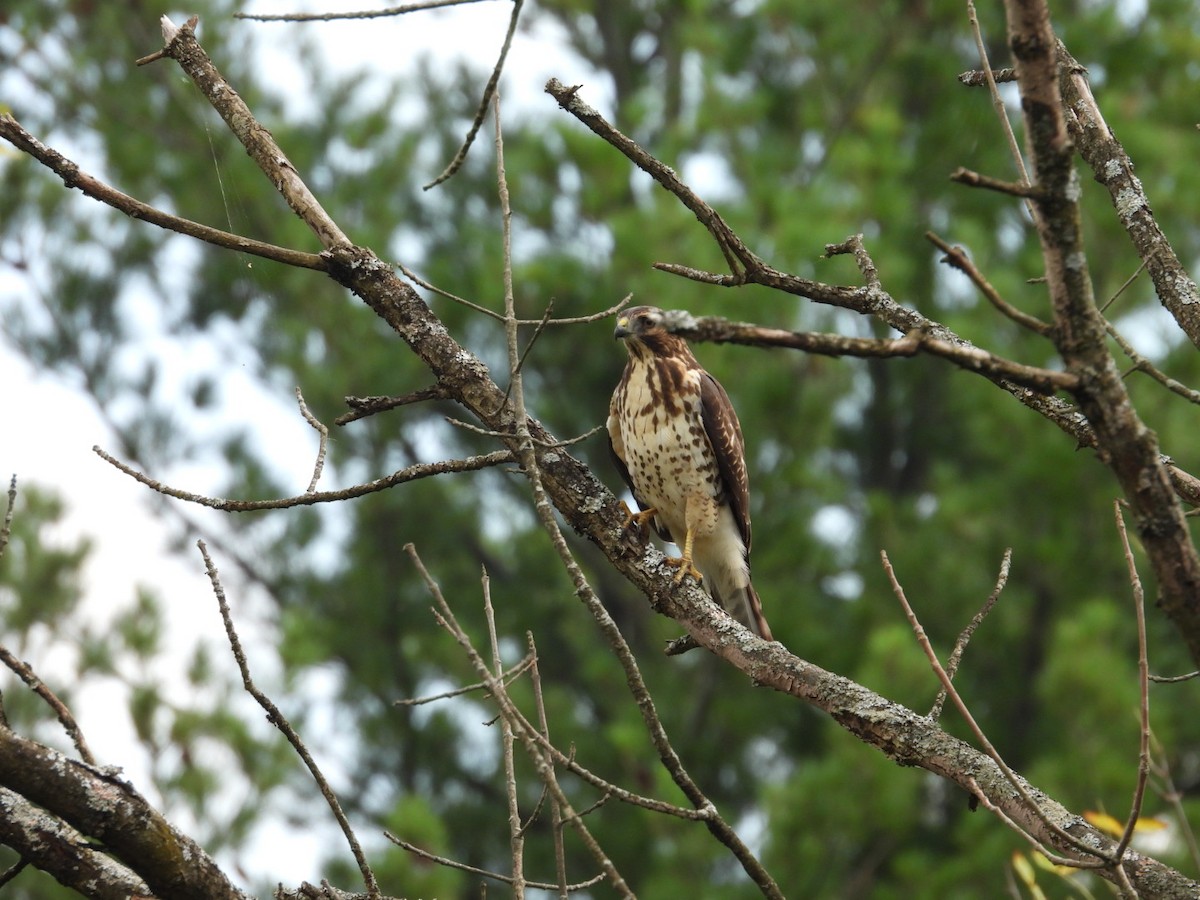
[3,0,1200,897]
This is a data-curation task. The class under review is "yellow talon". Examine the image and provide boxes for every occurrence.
[620,501,658,539]
[664,555,703,584]
[664,526,702,584]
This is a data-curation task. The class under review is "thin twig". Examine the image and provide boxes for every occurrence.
[95,445,513,511]
[882,551,1110,866]
[527,634,569,899]
[393,655,534,706]
[501,695,716,820]
[445,417,604,449]
[1147,670,1199,684]
[0,475,16,561]
[824,233,881,289]
[966,0,1038,224]
[397,262,631,326]
[513,300,556,379]
[197,541,380,900]
[405,545,635,897]
[964,777,1096,870]
[336,385,450,426]
[0,115,326,271]
[296,387,330,493]
[929,548,1012,720]
[1105,319,1200,405]
[236,0,489,22]
[0,648,95,764]
[926,232,1052,335]
[1098,261,1147,314]
[384,833,605,892]
[1112,502,1152,864]
[0,860,28,890]
[482,564,526,899]
[424,0,524,189]
[502,299,556,407]
[564,792,614,822]
[950,167,1045,199]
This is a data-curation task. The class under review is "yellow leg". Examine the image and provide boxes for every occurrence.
[664,526,703,584]
[620,501,659,539]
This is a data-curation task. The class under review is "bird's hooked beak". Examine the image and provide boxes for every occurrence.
[613,314,633,340]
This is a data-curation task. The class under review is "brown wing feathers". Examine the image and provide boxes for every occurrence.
[699,372,752,552]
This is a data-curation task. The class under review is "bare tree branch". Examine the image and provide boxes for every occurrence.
[0,114,327,271]
[1056,43,1200,348]
[925,231,1053,335]
[197,541,380,900]
[296,387,330,493]
[1112,502,1152,865]
[1004,0,1200,666]
[0,788,150,900]
[406,544,636,899]
[336,385,451,426]
[424,0,524,189]
[527,635,569,899]
[147,16,351,249]
[236,0,492,22]
[1106,319,1200,405]
[950,166,1044,199]
[882,551,1109,867]
[929,548,1012,720]
[0,476,16,561]
[93,445,514,511]
[0,648,95,765]
[0,729,249,900]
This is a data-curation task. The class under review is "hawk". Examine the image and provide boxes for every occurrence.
[607,305,774,640]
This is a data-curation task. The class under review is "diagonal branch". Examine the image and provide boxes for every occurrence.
[424,0,524,189]
[0,729,249,900]
[0,114,327,271]
[1056,43,1200,349]
[93,445,514,511]
[545,80,761,278]
[236,0,491,22]
[146,16,351,250]
[0,648,95,764]
[1005,0,1200,667]
[0,787,151,899]
[198,542,380,899]
[406,544,635,899]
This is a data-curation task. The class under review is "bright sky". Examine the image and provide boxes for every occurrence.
[0,0,594,889]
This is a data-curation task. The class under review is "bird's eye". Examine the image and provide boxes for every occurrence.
[638,314,653,326]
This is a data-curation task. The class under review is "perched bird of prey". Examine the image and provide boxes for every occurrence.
[607,305,774,640]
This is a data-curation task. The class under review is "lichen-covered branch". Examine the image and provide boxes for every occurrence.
[1056,43,1200,348]
[1005,0,1200,666]
[0,730,248,900]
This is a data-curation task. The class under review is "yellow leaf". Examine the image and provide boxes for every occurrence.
[1011,850,1037,887]
[1085,810,1169,837]
[1032,851,1080,878]
[1084,810,1124,837]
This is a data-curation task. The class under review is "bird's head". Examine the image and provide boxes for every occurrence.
[614,305,683,359]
